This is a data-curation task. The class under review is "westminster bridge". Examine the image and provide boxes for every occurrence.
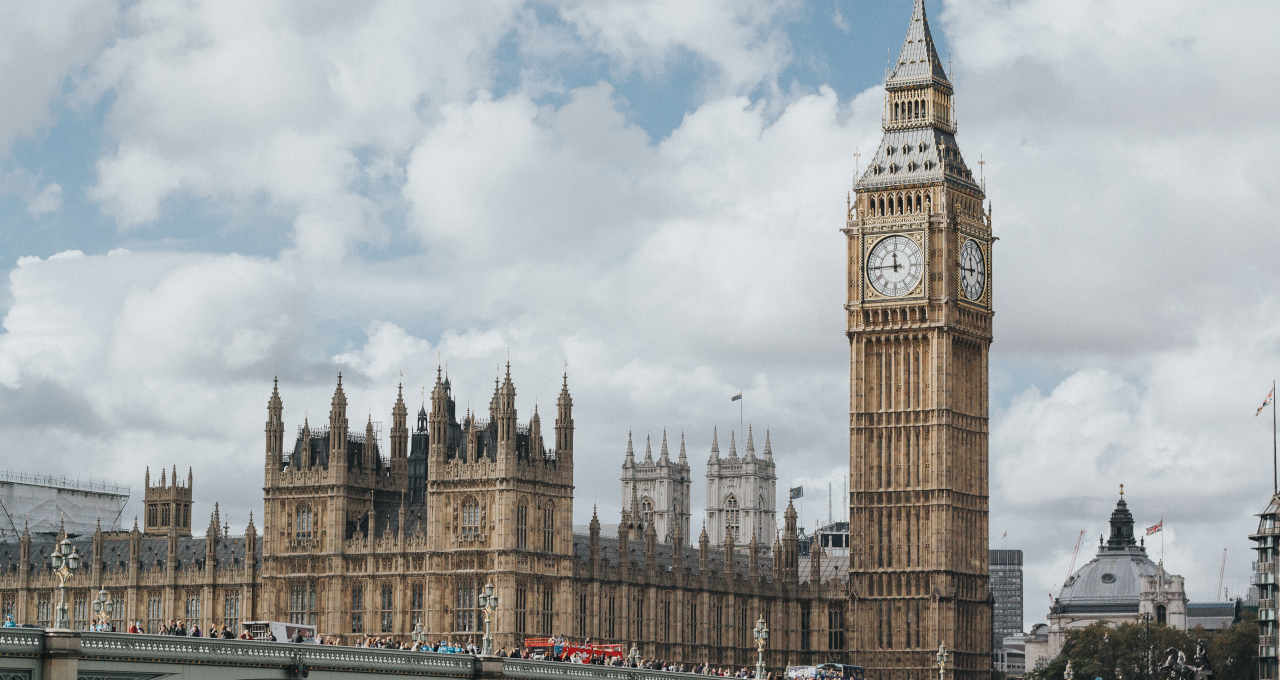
[0,629,714,680]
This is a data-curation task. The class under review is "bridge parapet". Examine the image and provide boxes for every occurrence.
[502,659,710,680]
[0,626,44,657]
[0,629,719,680]
[79,632,477,675]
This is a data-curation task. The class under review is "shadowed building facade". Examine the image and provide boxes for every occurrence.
[846,1,993,677]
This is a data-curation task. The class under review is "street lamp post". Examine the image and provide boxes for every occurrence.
[91,588,114,631]
[48,537,81,630]
[412,619,428,650]
[628,644,641,668]
[478,582,498,656]
[752,615,769,680]
[935,642,950,680]
[1138,612,1153,680]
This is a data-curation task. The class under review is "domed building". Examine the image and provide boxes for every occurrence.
[1025,488,1187,670]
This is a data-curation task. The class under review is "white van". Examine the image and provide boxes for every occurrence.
[241,621,318,643]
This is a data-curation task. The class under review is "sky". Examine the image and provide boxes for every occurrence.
[2,0,1280,632]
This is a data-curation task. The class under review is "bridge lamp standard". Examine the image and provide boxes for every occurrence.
[412,620,428,649]
[752,615,768,680]
[48,538,81,630]
[92,588,114,631]
[478,582,498,656]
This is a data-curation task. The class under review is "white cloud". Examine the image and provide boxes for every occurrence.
[2,0,1279,635]
[0,1,118,152]
[25,182,62,216]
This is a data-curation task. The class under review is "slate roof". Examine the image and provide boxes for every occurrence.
[0,533,259,574]
[855,128,979,192]
[886,0,950,91]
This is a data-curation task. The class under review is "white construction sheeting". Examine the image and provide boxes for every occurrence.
[0,471,129,539]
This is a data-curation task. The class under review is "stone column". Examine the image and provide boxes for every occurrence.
[42,630,81,680]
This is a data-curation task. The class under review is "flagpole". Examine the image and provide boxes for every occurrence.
[1273,378,1276,492]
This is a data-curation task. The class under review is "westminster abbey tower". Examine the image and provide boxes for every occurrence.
[847,1,993,678]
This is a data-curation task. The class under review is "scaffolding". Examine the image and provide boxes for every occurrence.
[0,470,130,540]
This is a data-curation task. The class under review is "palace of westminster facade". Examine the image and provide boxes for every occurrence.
[0,2,992,677]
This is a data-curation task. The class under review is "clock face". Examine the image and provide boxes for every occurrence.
[959,238,986,301]
[866,234,924,297]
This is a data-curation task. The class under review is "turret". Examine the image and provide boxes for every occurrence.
[624,431,636,467]
[429,367,449,462]
[772,533,783,577]
[783,500,799,581]
[496,362,517,452]
[205,504,220,571]
[244,511,257,578]
[724,529,736,574]
[698,524,710,571]
[748,532,759,578]
[92,519,104,581]
[678,432,688,465]
[391,383,409,476]
[744,425,756,461]
[709,427,720,463]
[365,415,377,473]
[529,405,543,457]
[127,519,140,578]
[728,430,738,460]
[329,373,349,473]
[589,505,601,569]
[555,372,573,455]
[659,430,671,466]
[763,429,773,462]
[643,434,654,464]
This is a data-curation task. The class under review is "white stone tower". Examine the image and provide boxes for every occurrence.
[620,430,692,544]
[705,425,777,548]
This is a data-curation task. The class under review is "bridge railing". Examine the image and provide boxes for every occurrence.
[78,632,479,675]
[0,626,44,657]
[503,658,715,680]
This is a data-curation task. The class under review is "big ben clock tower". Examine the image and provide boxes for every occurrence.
[846,1,992,679]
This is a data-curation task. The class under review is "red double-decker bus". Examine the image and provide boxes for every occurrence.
[523,637,625,662]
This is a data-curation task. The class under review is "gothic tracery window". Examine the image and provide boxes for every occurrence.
[542,502,555,552]
[641,498,654,529]
[725,495,739,541]
[295,504,313,540]
[515,501,528,550]
[461,497,481,541]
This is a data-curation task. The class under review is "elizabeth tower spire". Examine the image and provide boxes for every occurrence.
[846,1,993,677]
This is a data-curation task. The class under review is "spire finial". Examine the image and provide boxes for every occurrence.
[679,431,688,463]
[1119,483,1125,498]
[644,434,654,463]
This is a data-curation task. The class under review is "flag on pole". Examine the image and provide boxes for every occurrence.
[1145,519,1163,536]
[730,392,743,402]
[789,486,804,499]
[1259,386,1275,416]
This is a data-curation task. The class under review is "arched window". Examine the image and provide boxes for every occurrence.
[515,501,528,550]
[542,502,555,552]
[641,498,655,528]
[296,505,313,540]
[1156,605,1167,625]
[725,495,739,541]
[461,497,481,541]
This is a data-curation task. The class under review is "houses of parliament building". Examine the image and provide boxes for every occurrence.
[0,368,848,670]
[0,2,993,677]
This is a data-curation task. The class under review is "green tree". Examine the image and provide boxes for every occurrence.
[1026,616,1259,680]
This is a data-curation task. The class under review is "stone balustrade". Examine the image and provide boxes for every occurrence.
[0,629,734,680]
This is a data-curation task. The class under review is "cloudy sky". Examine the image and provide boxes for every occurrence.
[3,0,1280,630]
